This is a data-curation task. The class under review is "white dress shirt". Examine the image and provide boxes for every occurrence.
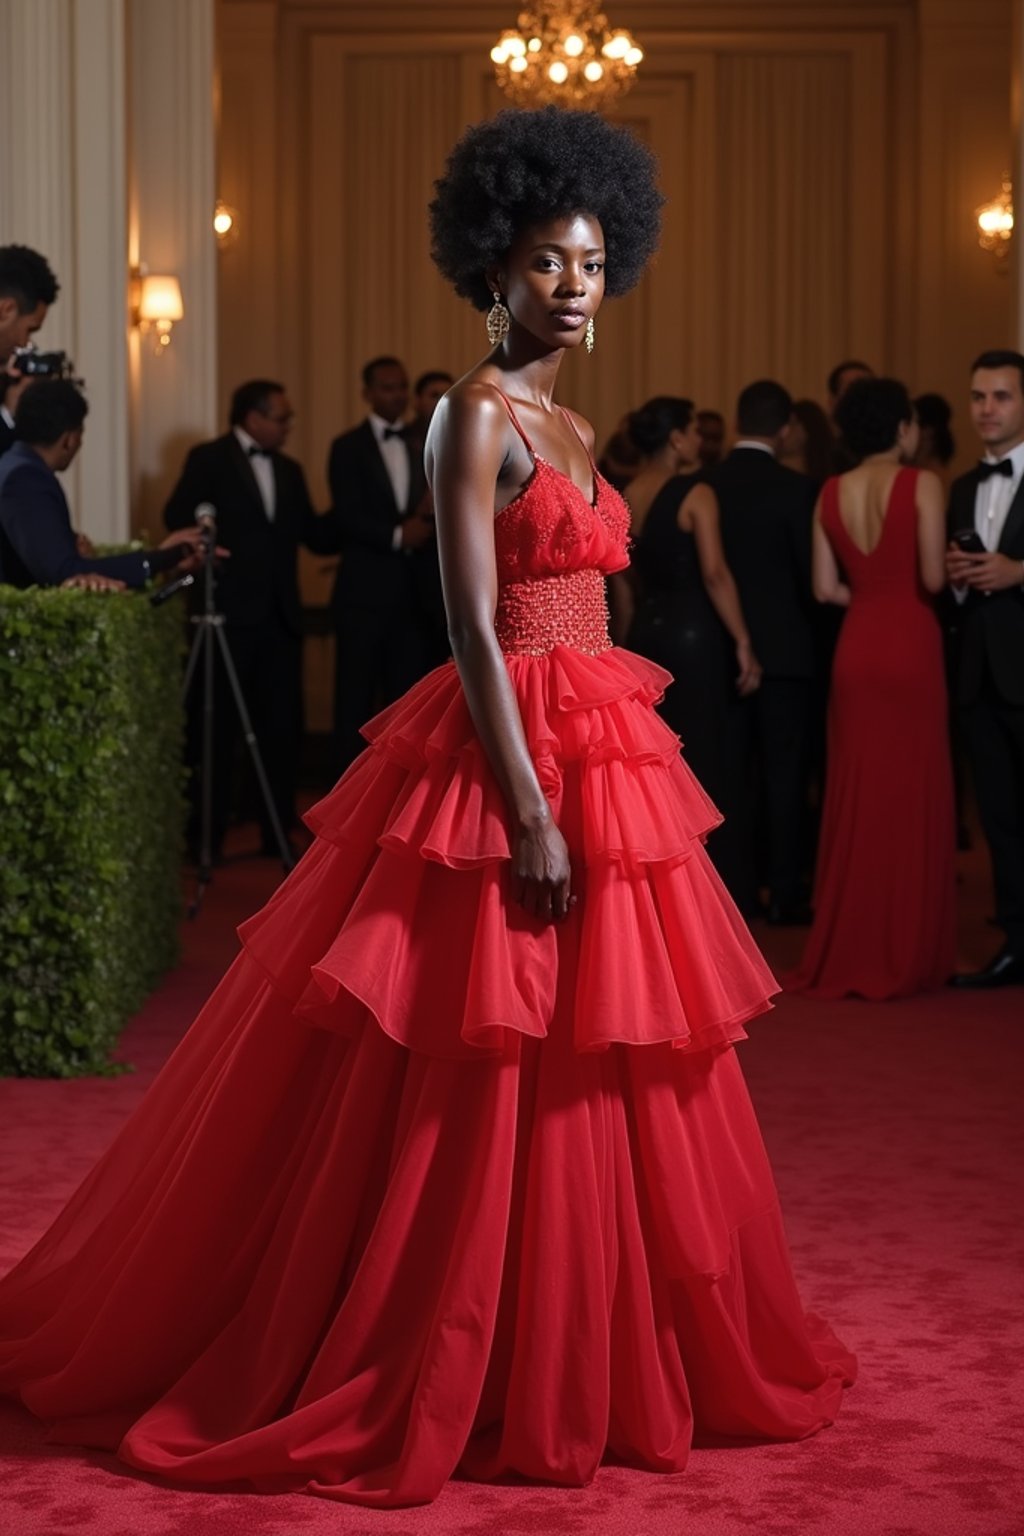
[733,439,775,457]
[369,412,410,515]
[1,404,14,431]
[234,425,276,521]
[973,437,1024,550]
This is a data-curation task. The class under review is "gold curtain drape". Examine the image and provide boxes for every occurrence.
[714,52,852,415]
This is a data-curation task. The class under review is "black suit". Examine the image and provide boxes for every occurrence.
[0,442,176,588]
[164,431,340,852]
[326,419,431,769]
[707,447,818,911]
[948,466,1024,947]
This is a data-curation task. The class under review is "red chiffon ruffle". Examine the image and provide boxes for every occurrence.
[240,647,777,1059]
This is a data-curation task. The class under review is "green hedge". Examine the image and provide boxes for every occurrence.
[0,586,186,1076]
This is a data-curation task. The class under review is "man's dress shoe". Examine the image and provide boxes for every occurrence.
[949,947,1024,989]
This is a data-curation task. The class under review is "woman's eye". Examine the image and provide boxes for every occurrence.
[585,262,605,274]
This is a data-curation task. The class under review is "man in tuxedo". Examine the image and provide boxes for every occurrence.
[946,349,1024,988]
[707,380,818,922]
[327,356,434,770]
[0,380,199,588]
[0,245,60,460]
[165,378,340,860]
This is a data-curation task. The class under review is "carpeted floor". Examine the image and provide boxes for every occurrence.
[1,826,1021,1536]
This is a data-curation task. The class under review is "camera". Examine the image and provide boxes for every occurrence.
[9,345,82,383]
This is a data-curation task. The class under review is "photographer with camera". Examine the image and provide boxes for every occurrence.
[0,245,60,459]
[0,380,206,590]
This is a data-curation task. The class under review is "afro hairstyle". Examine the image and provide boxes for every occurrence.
[429,107,662,312]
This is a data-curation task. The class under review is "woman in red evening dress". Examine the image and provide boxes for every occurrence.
[0,108,854,1507]
[788,377,956,998]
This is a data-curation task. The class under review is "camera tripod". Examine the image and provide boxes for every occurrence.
[175,513,295,916]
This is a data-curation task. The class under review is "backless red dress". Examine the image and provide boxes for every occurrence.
[0,391,855,1506]
[788,467,956,998]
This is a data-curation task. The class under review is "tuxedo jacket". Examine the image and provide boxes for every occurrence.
[165,433,338,634]
[326,420,427,617]
[948,467,1024,707]
[0,442,159,589]
[707,448,818,679]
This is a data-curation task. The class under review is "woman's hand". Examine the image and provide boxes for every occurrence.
[735,637,763,696]
[512,812,575,923]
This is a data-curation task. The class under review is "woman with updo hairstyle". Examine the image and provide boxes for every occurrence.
[620,395,761,854]
[0,108,854,1506]
[788,376,956,999]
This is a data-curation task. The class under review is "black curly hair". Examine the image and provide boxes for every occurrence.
[429,107,662,312]
[834,376,912,459]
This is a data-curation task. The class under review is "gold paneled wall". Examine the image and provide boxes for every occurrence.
[216,0,1015,499]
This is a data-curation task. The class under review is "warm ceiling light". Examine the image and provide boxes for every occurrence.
[491,4,643,108]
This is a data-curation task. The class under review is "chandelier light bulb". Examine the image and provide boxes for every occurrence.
[624,46,643,66]
[564,34,585,57]
[603,32,631,60]
[548,60,569,83]
[509,54,529,73]
[584,60,604,81]
[506,35,527,56]
[528,37,542,51]
[491,44,509,63]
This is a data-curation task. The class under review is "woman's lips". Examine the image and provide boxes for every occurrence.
[552,312,586,330]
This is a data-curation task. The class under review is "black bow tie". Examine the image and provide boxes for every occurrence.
[247,445,270,458]
[382,426,405,442]
[977,458,1013,481]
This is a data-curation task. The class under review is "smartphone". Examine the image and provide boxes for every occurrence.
[952,528,986,554]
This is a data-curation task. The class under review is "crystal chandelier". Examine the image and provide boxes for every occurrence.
[491,4,644,109]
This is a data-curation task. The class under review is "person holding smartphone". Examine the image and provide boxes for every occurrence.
[946,350,1024,988]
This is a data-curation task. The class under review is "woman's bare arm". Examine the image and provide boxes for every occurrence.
[915,468,948,594]
[426,384,572,921]
[812,496,850,605]
[685,484,762,694]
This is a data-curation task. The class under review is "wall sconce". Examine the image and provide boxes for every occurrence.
[133,272,184,351]
[976,177,1014,268]
[213,200,238,246]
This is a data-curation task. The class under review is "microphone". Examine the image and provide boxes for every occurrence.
[149,571,195,607]
[195,502,217,533]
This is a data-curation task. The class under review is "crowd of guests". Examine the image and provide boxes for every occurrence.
[608,357,1024,997]
[2,238,1021,998]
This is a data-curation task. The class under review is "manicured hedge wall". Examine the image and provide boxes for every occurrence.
[0,587,186,1076]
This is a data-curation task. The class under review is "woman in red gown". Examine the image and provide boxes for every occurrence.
[0,108,854,1507]
[788,377,956,998]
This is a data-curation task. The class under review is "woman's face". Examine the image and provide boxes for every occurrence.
[495,212,606,352]
[674,417,701,465]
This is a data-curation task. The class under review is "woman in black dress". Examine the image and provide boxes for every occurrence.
[625,397,761,836]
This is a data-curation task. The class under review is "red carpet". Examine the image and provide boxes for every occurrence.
[1,826,1021,1535]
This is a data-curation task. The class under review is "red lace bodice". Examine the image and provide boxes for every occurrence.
[489,389,630,656]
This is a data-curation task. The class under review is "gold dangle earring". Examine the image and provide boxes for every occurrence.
[486,291,510,346]
[585,317,595,355]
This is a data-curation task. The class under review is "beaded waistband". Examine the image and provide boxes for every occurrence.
[495,569,611,657]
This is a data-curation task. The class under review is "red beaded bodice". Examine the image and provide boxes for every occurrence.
[489,390,630,656]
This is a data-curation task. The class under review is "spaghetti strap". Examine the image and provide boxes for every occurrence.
[488,384,535,453]
[559,404,596,467]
